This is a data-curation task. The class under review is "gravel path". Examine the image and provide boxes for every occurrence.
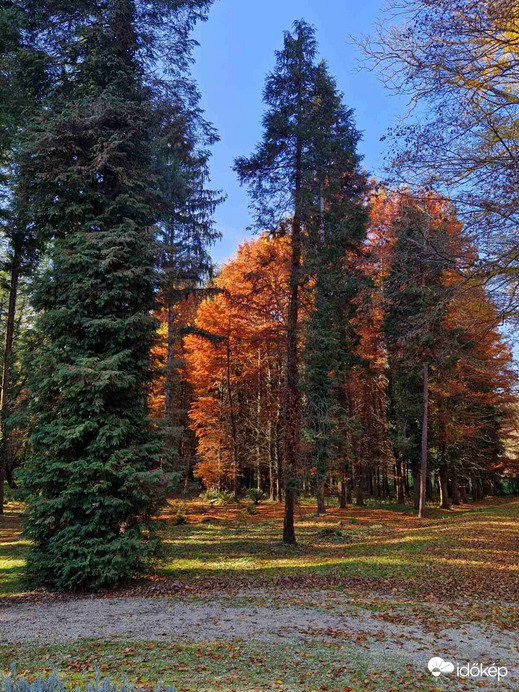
[0,592,516,687]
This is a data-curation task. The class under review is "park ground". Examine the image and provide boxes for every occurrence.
[0,497,517,691]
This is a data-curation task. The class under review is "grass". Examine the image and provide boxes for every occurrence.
[155,496,519,600]
[0,497,517,691]
[0,638,445,692]
[1,497,518,600]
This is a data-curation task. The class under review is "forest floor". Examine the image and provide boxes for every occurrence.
[0,497,517,691]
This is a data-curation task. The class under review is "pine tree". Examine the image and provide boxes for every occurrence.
[18,0,214,590]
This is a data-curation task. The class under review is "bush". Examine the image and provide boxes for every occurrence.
[200,489,236,505]
[0,668,176,692]
[169,499,187,525]
[245,503,258,515]
[245,488,264,505]
[317,526,343,538]
[2,482,14,505]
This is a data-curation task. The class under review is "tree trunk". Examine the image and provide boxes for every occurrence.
[439,464,450,509]
[256,348,262,491]
[338,474,347,508]
[316,480,326,514]
[418,362,428,519]
[451,467,460,505]
[413,465,420,511]
[226,318,239,501]
[282,43,304,543]
[0,251,20,515]
[395,457,405,504]
[355,469,364,507]
[164,302,175,415]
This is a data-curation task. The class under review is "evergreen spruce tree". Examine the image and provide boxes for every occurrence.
[235,21,368,539]
[18,0,214,589]
[302,62,368,515]
[235,20,320,543]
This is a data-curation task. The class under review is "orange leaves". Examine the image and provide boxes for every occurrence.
[184,234,293,489]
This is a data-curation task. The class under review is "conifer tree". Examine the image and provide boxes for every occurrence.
[235,20,335,543]
[154,95,223,477]
[302,61,368,514]
[383,194,454,518]
[0,2,48,513]
[19,0,213,589]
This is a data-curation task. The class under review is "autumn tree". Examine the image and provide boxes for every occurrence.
[185,235,292,498]
[361,0,519,320]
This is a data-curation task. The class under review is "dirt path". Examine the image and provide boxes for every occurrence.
[1,591,516,687]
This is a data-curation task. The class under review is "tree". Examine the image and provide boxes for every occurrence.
[235,20,365,541]
[0,2,48,513]
[383,193,458,517]
[152,47,223,483]
[302,61,369,514]
[18,0,213,590]
[185,235,293,498]
[360,0,519,321]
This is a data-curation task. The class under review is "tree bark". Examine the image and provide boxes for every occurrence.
[316,480,326,514]
[439,463,450,509]
[282,33,304,544]
[418,362,428,519]
[226,317,239,501]
[451,466,460,505]
[395,456,405,504]
[338,475,347,508]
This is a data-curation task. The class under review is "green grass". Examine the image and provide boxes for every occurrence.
[155,497,519,597]
[0,639,446,692]
[0,504,27,596]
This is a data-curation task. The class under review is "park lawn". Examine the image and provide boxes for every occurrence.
[0,497,517,691]
[155,496,519,603]
[0,497,518,602]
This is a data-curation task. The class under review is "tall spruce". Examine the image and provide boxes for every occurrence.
[235,21,319,542]
[18,0,213,589]
[235,21,367,540]
[302,61,368,515]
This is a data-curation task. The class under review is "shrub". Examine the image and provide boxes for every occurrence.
[317,526,344,539]
[168,499,187,525]
[245,488,264,505]
[200,489,235,505]
[216,490,235,505]
[0,668,176,692]
[245,503,258,515]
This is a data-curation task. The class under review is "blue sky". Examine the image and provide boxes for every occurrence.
[191,0,405,265]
